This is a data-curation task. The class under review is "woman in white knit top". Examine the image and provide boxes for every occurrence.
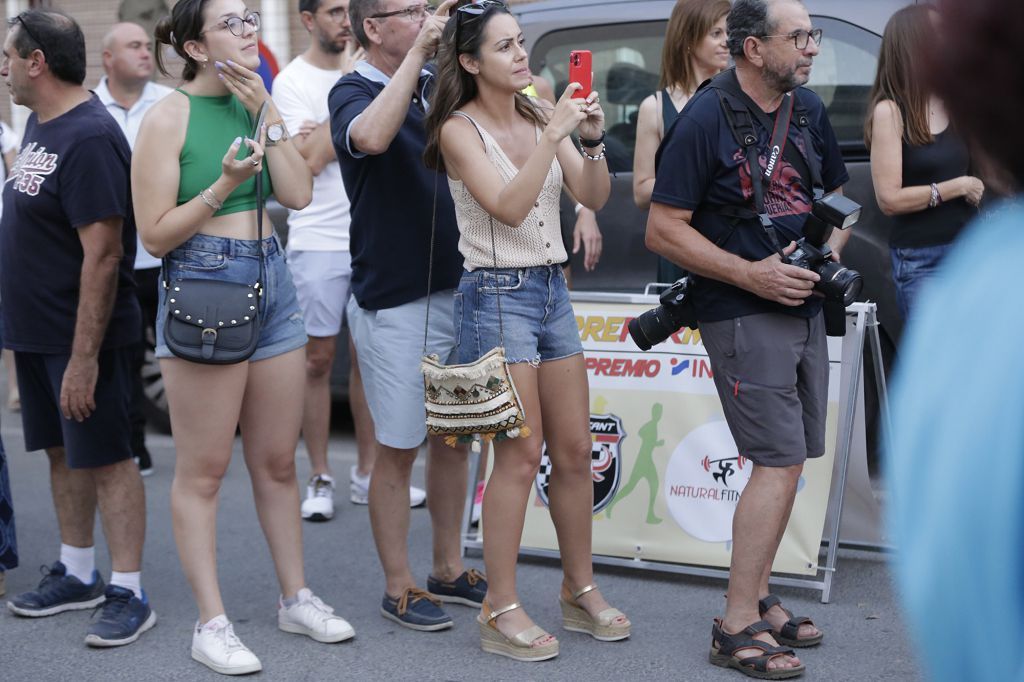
[424,0,629,663]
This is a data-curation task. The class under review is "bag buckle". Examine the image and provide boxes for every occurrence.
[201,328,218,360]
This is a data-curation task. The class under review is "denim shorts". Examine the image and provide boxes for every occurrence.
[155,233,307,362]
[890,243,953,320]
[456,265,582,366]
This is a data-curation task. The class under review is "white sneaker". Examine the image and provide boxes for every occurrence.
[301,474,335,522]
[278,588,355,643]
[191,615,262,676]
[350,465,426,507]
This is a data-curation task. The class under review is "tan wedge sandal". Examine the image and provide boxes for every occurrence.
[559,584,631,641]
[478,600,559,662]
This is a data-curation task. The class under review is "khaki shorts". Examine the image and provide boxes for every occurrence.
[700,311,828,467]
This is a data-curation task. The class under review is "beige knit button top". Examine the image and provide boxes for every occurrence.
[447,111,566,271]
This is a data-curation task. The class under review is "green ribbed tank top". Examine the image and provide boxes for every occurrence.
[175,89,272,216]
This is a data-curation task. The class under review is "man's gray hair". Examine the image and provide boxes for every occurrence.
[349,0,384,49]
[727,0,783,57]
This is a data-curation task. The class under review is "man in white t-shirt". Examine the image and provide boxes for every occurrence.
[94,22,172,478]
[274,0,425,522]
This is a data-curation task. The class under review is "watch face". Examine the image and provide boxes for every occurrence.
[267,124,284,142]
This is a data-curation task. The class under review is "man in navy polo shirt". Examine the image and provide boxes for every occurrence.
[328,0,484,632]
[0,10,154,647]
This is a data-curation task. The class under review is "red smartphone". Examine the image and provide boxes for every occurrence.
[568,50,592,99]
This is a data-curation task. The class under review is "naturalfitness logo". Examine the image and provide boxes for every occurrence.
[663,421,751,542]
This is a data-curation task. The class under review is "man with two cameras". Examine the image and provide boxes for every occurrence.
[646,0,853,677]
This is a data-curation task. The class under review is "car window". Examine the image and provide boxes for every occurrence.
[805,16,881,153]
[530,21,667,173]
[529,16,880,167]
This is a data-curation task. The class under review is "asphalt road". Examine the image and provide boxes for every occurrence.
[0,400,921,682]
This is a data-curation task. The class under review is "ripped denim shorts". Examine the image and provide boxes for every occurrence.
[455,265,582,366]
[155,233,307,362]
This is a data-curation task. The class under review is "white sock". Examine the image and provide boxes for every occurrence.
[60,544,95,584]
[110,571,143,599]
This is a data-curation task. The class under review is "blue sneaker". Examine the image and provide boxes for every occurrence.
[84,585,157,647]
[380,587,453,631]
[427,568,487,607]
[7,562,106,617]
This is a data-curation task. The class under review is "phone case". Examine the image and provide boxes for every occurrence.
[568,50,592,99]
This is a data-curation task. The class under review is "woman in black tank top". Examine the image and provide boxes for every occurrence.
[633,0,730,284]
[865,5,984,319]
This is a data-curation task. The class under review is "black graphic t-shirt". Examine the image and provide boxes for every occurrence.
[0,96,140,353]
[652,85,849,322]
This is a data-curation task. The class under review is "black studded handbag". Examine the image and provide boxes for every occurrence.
[161,105,268,365]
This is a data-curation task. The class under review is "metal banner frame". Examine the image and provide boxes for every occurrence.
[459,298,889,603]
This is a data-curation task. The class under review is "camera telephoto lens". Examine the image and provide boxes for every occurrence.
[816,260,863,306]
[627,307,675,351]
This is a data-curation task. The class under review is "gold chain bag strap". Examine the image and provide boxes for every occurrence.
[421,113,527,446]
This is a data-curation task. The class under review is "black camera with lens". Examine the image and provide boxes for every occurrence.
[628,193,865,350]
[627,276,697,351]
[784,192,863,307]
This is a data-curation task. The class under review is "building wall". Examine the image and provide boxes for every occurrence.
[0,0,537,134]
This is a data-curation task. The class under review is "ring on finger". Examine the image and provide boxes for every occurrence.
[251,158,260,166]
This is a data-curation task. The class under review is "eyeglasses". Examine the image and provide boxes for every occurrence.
[369,3,435,21]
[9,14,46,55]
[318,6,349,22]
[759,28,823,51]
[201,11,261,38]
[454,1,506,51]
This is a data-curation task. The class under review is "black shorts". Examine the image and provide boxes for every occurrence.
[15,348,134,469]
[700,312,829,467]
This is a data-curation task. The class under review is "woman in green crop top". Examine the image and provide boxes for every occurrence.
[132,0,352,673]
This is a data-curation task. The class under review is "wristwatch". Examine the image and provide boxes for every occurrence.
[265,121,288,147]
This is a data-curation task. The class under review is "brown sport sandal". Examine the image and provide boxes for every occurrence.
[758,594,823,648]
[709,619,805,679]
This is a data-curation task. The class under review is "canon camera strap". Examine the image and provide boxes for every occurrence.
[709,69,825,257]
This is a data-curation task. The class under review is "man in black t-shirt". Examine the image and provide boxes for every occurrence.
[647,0,849,675]
[0,10,154,648]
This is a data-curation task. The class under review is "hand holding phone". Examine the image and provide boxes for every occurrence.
[568,50,592,99]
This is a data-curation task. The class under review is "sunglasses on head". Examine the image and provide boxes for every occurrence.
[454,0,507,52]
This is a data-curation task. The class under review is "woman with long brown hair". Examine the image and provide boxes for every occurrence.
[633,0,731,283]
[865,3,983,320]
[133,0,353,674]
[424,0,629,663]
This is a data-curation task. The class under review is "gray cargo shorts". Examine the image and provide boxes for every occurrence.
[700,311,828,467]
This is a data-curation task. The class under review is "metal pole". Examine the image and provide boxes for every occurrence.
[820,306,868,602]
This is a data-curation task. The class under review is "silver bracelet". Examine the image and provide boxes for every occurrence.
[928,182,942,208]
[579,142,606,162]
[199,187,223,211]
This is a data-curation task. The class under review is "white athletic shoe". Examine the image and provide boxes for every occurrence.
[301,474,335,522]
[350,465,426,507]
[191,615,262,676]
[278,588,355,643]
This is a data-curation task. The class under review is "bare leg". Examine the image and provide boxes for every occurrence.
[425,436,467,581]
[757,481,820,639]
[722,464,803,670]
[46,447,96,549]
[92,458,146,572]
[163,358,248,623]
[479,365,554,645]
[349,338,376,477]
[537,355,618,618]
[239,348,307,600]
[301,336,336,479]
[368,443,417,596]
